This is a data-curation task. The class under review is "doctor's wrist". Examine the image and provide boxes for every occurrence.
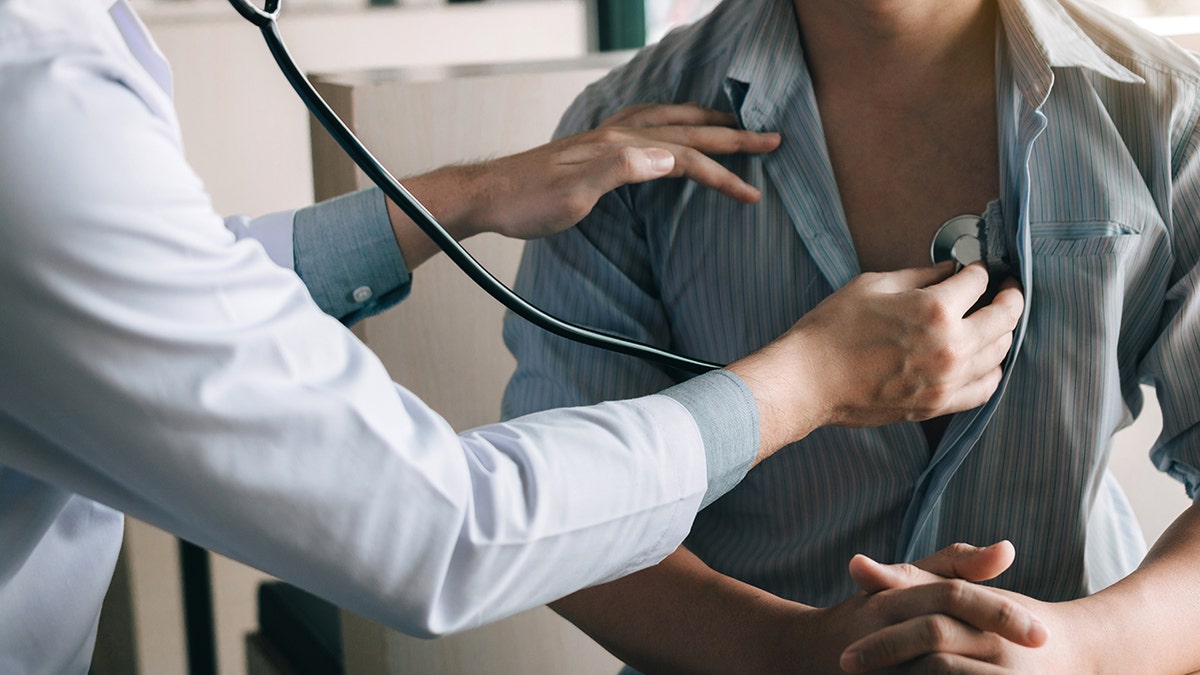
[726,337,824,466]
[385,165,489,271]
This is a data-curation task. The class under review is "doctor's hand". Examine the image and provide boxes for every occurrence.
[776,542,1048,674]
[727,263,1023,460]
[839,544,1080,674]
[386,102,781,269]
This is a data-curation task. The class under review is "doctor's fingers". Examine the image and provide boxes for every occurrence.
[611,123,783,156]
[570,139,767,203]
[959,281,1023,347]
[921,264,995,317]
[598,102,740,130]
[959,329,1014,385]
[933,364,1003,417]
[841,617,1012,674]
[558,124,781,172]
[860,581,1047,651]
[863,262,958,294]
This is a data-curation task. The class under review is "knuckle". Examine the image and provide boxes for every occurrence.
[858,271,884,286]
[899,562,924,583]
[595,127,626,146]
[941,579,971,607]
[679,146,704,165]
[922,297,957,329]
[932,342,963,372]
[945,542,974,558]
[613,146,642,174]
[982,632,1007,660]
[993,598,1019,630]
[562,190,594,221]
[924,652,958,674]
[869,635,904,666]
[996,333,1014,358]
[922,615,953,650]
[676,126,702,146]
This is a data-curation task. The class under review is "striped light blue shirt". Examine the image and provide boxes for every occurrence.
[503,0,1200,607]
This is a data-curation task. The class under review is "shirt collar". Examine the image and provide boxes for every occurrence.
[723,0,808,132]
[999,0,1141,108]
[722,0,1143,125]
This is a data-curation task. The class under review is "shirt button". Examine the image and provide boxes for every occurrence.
[351,286,373,303]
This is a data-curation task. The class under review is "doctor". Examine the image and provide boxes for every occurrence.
[0,0,1026,672]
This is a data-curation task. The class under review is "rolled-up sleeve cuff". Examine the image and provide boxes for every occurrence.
[293,187,412,325]
[1152,424,1200,502]
[661,369,758,508]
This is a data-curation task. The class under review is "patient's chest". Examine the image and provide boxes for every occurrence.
[646,75,1173,607]
[817,90,1000,273]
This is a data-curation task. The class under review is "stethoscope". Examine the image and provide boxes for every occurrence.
[229,0,723,375]
[229,0,987,375]
[930,215,985,270]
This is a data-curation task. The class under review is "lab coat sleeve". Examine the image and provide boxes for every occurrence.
[223,187,413,325]
[1145,104,1200,501]
[0,46,721,637]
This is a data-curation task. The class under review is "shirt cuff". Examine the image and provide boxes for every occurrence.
[661,369,758,509]
[293,187,412,325]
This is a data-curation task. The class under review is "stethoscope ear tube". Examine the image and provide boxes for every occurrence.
[227,0,277,27]
[240,6,720,375]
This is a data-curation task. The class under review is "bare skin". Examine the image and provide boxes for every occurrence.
[799,0,999,274]
[801,0,1000,450]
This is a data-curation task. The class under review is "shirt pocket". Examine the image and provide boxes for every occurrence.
[1022,222,1137,434]
[1030,221,1140,258]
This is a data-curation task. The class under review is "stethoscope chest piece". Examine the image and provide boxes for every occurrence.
[930,214,984,269]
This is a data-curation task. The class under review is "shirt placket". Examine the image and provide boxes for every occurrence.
[895,49,1046,562]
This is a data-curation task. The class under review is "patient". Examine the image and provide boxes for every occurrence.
[503,0,1200,671]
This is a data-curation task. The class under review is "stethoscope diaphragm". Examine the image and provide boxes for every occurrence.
[930,214,984,268]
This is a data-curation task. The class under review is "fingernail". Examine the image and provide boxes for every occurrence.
[840,650,864,672]
[646,148,674,172]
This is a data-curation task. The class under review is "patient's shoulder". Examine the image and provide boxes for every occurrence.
[1063,0,1200,86]
[555,0,751,137]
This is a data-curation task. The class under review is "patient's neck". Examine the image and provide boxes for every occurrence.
[792,0,997,103]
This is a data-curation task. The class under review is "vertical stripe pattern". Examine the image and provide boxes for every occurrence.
[503,0,1200,607]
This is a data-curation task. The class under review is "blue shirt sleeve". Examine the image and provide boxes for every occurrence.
[1146,103,1200,502]
[661,370,758,508]
[293,187,412,325]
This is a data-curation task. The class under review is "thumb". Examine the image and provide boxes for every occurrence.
[603,147,676,188]
[848,555,935,594]
[847,541,1015,594]
[915,540,1015,582]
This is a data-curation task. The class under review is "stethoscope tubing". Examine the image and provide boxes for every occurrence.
[234,0,720,375]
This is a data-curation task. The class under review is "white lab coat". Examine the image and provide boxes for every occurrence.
[0,1,756,671]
